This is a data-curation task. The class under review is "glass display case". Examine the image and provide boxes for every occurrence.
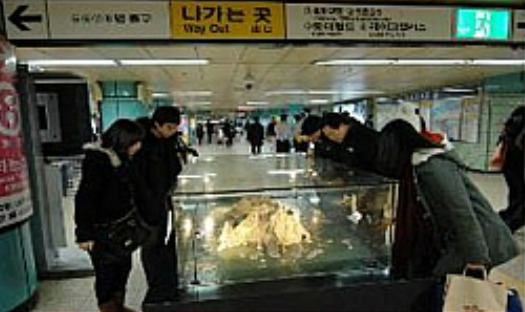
[172,154,398,290]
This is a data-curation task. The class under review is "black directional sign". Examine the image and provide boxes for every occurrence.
[8,5,42,31]
[3,0,48,39]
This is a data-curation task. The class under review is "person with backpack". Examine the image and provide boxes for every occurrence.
[301,113,518,278]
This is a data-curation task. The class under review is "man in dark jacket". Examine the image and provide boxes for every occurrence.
[133,107,182,303]
[247,116,264,154]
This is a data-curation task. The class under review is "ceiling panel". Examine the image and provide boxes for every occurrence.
[14,44,525,109]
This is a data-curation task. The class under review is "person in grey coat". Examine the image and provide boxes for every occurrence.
[301,115,518,277]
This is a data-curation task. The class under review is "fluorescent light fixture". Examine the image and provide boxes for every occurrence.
[119,59,209,65]
[246,101,269,105]
[189,101,211,106]
[396,59,466,65]
[315,59,396,66]
[172,91,213,96]
[152,92,171,98]
[265,90,305,96]
[442,88,476,93]
[309,99,329,104]
[315,59,525,66]
[268,169,305,175]
[266,90,384,96]
[25,59,117,66]
[470,59,525,65]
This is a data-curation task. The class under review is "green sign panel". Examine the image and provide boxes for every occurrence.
[456,9,510,40]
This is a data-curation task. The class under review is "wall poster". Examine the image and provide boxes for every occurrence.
[0,37,32,230]
[460,97,481,143]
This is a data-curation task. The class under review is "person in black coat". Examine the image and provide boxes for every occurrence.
[75,119,144,312]
[247,116,264,154]
[133,107,183,303]
[495,105,525,233]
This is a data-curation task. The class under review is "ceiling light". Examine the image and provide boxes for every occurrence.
[315,59,396,66]
[189,101,211,105]
[442,88,476,93]
[309,99,329,104]
[470,59,525,65]
[315,59,525,66]
[172,91,213,96]
[25,59,117,66]
[396,59,466,65]
[246,101,269,105]
[119,59,209,65]
[265,90,384,96]
[152,92,171,98]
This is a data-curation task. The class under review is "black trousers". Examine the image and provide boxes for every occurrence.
[90,246,132,305]
[141,221,179,303]
[251,143,262,154]
[276,140,290,153]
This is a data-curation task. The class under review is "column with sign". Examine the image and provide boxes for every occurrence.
[0,38,32,229]
[171,1,285,39]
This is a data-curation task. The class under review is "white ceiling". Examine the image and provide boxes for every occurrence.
[14,44,525,109]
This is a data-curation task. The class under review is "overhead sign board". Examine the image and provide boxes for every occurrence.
[47,1,171,39]
[513,10,525,42]
[3,0,48,39]
[455,8,510,40]
[171,1,285,39]
[286,4,452,41]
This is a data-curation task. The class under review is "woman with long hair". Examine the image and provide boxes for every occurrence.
[75,119,144,312]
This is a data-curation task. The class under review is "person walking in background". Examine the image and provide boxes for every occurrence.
[196,123,204,145]
[133,107,183,303]
[301,114,518,278]
[206,119,213,144]
[247,116,264,154]
[492,105,525,233]
[266,116,277,151]
[275,114,292,153]
[75,119,144,312]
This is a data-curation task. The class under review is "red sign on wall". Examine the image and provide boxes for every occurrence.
[0,37,32,229]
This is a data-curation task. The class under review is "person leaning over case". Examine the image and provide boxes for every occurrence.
[301,114,518,278]
[133,106,183,303]
[75,119,144,312]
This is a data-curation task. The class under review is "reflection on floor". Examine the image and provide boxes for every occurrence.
[32,140,524,312]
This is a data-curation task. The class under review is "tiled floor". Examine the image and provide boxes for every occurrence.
[32,140,524,312]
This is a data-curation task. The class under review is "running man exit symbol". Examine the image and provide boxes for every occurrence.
[8,5,43,31]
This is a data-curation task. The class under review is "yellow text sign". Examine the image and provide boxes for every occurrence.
[171,1,285,39]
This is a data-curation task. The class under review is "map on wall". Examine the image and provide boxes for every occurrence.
[460,97,481,143]
[431,98,461,141]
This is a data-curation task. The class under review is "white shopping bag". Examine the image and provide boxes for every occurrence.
[443,266,508,312]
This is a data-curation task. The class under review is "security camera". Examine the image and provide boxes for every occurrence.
[244,72,255,91]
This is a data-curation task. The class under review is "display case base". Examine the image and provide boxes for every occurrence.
[143,276,438,312]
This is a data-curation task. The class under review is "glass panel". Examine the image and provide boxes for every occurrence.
[175,185,394,286]
[175,154,394,197]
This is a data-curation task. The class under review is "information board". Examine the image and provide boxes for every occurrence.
[48,1,171,39]
[171,1,285,39]
[286,4,452,41]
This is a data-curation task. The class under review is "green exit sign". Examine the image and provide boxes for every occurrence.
[456,9,510,40]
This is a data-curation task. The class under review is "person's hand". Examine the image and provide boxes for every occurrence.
[77,241,95,252]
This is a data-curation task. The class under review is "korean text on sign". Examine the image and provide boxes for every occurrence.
[171,1,285,39]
